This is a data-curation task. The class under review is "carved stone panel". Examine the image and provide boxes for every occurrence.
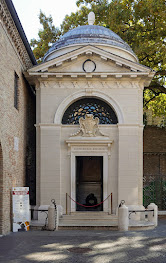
[71,114,106,137]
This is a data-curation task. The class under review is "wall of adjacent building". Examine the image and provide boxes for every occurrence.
[0,4,35,234]
[143,126,166,210]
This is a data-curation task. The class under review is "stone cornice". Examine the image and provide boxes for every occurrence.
[0,0,33,69]
[28,45,155,74]
[29,71,154,79]
[27,45,155,86]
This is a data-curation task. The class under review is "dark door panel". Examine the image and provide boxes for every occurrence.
[76,156,103,211]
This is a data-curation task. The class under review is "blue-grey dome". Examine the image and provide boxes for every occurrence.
[43,25,135,61]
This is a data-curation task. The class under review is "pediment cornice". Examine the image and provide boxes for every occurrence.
[27,45,155,81]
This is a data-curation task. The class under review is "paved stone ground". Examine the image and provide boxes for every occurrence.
[0,217,166,263]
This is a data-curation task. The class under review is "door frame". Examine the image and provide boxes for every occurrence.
[71,151,108,212]
[76,156,103,211]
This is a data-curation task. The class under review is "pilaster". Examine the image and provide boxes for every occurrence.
[118,124,143,205]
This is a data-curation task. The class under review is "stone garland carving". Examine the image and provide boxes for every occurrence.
[71,114,106,137]
[0,0,33,69]
[40,79,141,90]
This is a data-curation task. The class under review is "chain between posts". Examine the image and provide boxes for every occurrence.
[66,193,113,214]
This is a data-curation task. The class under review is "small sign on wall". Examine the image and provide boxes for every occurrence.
[12,187,30,232]
[14,137,19,151]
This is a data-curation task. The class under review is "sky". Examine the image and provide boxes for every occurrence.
[12,0,79,41]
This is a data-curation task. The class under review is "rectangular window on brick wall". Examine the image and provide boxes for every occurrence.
[14,72,19,110]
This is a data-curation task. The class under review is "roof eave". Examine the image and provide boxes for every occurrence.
[5,0,37,65]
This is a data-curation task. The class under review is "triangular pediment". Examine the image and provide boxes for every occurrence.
[27,45,154,79]
[48,54,132,73]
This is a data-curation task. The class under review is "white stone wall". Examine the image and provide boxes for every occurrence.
[35,77,144,213]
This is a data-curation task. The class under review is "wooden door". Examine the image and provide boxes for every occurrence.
[76,156,103,211]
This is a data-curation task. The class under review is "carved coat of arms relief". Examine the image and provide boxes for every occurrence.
[71,114,106,137]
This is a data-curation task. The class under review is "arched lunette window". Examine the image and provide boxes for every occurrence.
[62,98,118,124]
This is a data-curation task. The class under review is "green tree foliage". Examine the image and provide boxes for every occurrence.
[31,1,166,119]
[30,11,61,62]
[144,89,166,116]
[61,0,166,118]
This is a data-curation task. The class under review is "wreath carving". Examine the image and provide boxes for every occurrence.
[85,193,97,206]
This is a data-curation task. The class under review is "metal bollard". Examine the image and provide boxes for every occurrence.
[48,203,55,231]
[147,203,158,227]
[118,200,129,231]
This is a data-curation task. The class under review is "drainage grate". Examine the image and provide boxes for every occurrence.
[67,247,92,253]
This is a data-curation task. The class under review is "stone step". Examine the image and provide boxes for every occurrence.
[59,221,117,226]
[60,215,118,221]
[62,215,117,220]
[59,213,118,227]
[60,218,117,223]
[58,226,118,230]
[59,223,117,226]
[71,212,110,215]
[58,225,118,231]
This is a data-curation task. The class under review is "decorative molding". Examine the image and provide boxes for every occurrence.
[29,71,153,79]
[117,124,144,127]
[0,0,33,69]
[72,81,80,89]
[70,114,107,137]
[66,138,113,157]
[82,59,96,73]
[38,79,143,90]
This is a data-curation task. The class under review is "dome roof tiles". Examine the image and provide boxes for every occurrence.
[43,25,135,61]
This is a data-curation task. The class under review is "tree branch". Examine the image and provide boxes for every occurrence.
[145,85,166,94]
[144,92,162,107]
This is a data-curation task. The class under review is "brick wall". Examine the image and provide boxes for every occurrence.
[0,11,35,234]
[143,126,166,179]
[143,126,166,209]
[143,126,166,178]
[0,143,3,234]
[144,126,166,153]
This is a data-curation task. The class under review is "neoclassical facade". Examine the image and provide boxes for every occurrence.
[27,13,155,216]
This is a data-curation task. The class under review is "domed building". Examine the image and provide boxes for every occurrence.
[27,13,155,225]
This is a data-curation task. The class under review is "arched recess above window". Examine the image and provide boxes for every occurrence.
[62,98,118,125]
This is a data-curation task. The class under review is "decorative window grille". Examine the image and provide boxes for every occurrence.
[62,98,118,124]
[14,72,19,110]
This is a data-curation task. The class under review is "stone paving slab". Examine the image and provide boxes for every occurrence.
[0,218,166,263]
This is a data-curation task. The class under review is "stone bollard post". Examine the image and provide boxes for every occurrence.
[147,203,158,227]
[56,206,59,230]
[118,201,129,231]
[48,203,55,230]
